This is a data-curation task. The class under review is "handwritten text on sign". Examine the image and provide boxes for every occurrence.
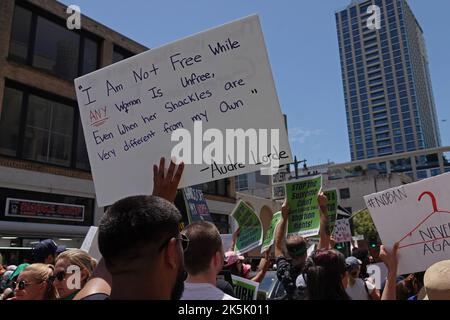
[74,15,292,206]
[364,172,450,274]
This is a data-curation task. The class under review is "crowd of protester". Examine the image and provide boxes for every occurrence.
[1,157,449,300]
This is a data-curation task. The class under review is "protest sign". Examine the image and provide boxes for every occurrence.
[231,200,263,254]
[220,234,233,252]
[332,218,352,243]
[285,175,322,237]
[364,172,450,275]
[324,189,338,234]
[80,226,102,261]
[74,15,292,206]
[231,275,259,300]
[182,186,213,223]
[307,243,316,257]
[261,211,281,253]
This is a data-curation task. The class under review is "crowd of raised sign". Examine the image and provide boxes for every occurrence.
[1,158,449,301]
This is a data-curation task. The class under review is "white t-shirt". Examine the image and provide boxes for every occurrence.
[346,278,375,300]
[181,282,238,300]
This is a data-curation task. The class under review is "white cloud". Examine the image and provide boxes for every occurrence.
[289,127,324,144]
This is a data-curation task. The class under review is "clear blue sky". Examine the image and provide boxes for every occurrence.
[61,0,450,166]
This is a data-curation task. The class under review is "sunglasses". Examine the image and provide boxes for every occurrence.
[54,271,68,282]
[13,280,32,290]
[159,233,189,252]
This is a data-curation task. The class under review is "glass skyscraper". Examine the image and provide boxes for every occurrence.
[336,0,441,161]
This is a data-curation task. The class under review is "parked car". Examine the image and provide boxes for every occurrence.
[257,271,286,300]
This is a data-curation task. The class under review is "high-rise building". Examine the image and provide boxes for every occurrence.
[336,0,441,161]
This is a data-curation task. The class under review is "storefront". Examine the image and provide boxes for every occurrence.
[0,165,103,265]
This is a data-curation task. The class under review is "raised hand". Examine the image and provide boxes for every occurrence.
[152,157,185,203]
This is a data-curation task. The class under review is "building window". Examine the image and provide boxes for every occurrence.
[339,188,351,200]
[22,94,74,166]
[416,170,428,180]
[210,213,229,234]
[113,45,135,63]
[9,5,32,63]
[235,174,249,191]
[0,87,23,156]
[199,179,229,197]
[0,83,90,170]
[8,3,99,80]
[33,16,80,80]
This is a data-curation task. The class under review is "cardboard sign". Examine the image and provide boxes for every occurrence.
[332,218,352,243]
[183,187,213,223]
[80,226,102,261]
[231,200,263,254]
[220,234,233,252]
[285,175,322,237]
[324,189,338,234]
[74,15,292,206]
[261,211,281,253]
[231,275,259,300]
[364,172,450,275]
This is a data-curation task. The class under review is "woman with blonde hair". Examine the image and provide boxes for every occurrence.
[13,263,56,300]
[54,249,97,300]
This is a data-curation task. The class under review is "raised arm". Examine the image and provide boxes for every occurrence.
[275,199,289,258]
[250,249,271,283]
[318,191,331,250]
[229,227,240,252]
[380,242,399,300]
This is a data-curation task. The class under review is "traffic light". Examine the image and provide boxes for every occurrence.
[369,235,378,248]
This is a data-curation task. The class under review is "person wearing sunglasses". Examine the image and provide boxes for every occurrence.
[12,264,56,300]
[54,249,97,300]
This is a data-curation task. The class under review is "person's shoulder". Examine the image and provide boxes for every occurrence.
[80,293,110,300]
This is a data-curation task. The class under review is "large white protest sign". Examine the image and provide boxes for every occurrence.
[74,15,292,206]
[364,172,450,275]
[332,218,352,243]
[80,226,102,261]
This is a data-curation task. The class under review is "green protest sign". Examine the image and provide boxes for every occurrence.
[231,275,259,300]
[324,189,338,234]
[285,175,322,237]
[261,211,282,253]
[231,200,263,254]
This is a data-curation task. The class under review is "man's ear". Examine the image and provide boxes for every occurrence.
[164,238,180,270]
[214,251,223,272]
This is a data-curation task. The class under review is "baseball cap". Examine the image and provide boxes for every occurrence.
[423,260,450,300]
[31,239,57,262]
[345,256,362,269]
[224,251,244,267]
[56,245,67,255]
[242,263,251,276]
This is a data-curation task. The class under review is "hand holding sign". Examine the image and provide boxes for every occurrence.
[379,242,399,274]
